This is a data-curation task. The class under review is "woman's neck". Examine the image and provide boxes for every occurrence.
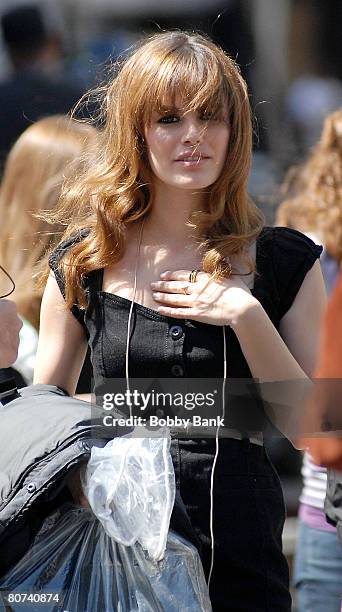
[143,183,207,247]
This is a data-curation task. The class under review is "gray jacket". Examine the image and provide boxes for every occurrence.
[0,384,128,577]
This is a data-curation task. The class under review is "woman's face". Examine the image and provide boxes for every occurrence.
[144,97,230,192]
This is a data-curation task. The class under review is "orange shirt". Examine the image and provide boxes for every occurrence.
[316,273,342,378]
[307,272,342,468]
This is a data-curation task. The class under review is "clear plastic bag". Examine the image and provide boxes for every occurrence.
[83,430,175,562]
[0,433,212,611]
[0,504,212,611]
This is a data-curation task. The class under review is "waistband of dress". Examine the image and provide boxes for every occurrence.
[169,425,263,446]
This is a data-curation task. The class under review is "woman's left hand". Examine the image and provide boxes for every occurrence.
[151,270,259,327]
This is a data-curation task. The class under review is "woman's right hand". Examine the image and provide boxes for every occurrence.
[0,299,22,368]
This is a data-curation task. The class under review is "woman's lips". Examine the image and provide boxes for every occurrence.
[174,157,210,167]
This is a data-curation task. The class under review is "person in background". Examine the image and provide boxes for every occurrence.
[0,299,22,368]
[304,272,342,470]
[0,115,98,385]
[306,272,342,563]
[277,109,342,295]
[276,109,342,611]
[0,5,84,166]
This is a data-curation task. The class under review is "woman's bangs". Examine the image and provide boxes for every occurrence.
[141,51,229,122]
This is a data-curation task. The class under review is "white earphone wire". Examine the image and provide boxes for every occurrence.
[207,325,227,588]
[124,218,225,596]
[125,220,145,418]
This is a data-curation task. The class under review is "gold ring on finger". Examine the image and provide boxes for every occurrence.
[189,269,200,283]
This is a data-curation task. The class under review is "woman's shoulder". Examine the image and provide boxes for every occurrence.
[48,228,90,268]
[48,229,93,332]
[258,225,323,261]
[257,226,323,319]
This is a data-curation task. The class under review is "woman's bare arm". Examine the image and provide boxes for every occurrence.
[232,260,327,441]
[33,273,88,395]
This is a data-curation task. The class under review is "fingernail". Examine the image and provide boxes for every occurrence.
[150,282,157,289]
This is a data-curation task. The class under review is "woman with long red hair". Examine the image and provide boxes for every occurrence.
[34,32,326,610]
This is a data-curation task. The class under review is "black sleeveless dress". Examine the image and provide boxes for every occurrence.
[50,226,322,612]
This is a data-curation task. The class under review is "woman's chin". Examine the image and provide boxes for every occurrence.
[168,176,216,191]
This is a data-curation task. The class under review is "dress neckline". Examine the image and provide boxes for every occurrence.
[95,227,269,321]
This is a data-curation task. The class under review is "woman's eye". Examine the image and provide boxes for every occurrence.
[158,115,179,124]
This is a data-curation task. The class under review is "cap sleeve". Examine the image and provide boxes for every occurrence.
[48,230,90,332]
[272,227,323,319]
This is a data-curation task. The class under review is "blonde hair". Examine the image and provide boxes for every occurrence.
[0,115,98,328]
[48,31,264,309]
[276,109,342,263]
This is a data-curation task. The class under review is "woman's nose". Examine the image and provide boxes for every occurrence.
[181,117,204,145]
